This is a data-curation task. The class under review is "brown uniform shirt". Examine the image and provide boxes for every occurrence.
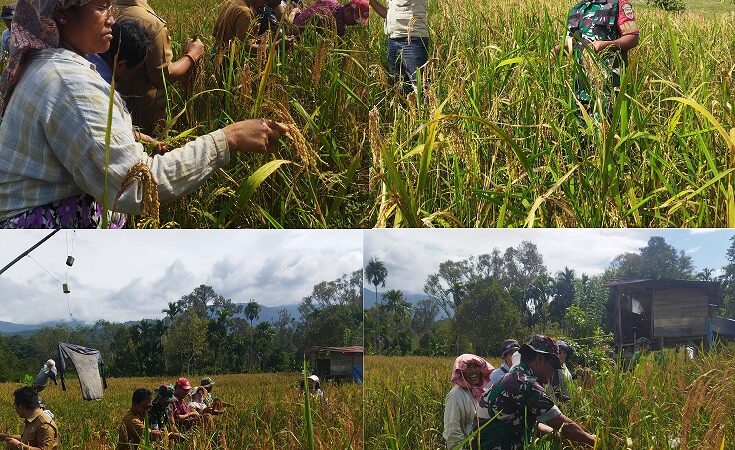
[114,0,174,134]
[21,410,60,450]
[116,408,145,450]
[213,0,258,47]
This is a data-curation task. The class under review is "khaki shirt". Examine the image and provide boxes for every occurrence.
[117,408,145,450]
[213,0,257,47]
[21,410,60,450]
[114,0,174,134]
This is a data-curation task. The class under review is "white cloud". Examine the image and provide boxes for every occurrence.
[0,230,361,324]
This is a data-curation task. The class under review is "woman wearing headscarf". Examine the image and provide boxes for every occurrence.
[443,354,493,450]
[0,0,288,228]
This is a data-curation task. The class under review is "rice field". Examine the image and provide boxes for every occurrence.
[0,372,363,449]
[366,0,735,227]
[364,346,735,449]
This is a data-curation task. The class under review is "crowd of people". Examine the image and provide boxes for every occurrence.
[0,0,640,229]
[443,335,596,450]
[0,376,229,450]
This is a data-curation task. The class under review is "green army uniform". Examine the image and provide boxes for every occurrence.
[565,0,639,119]
[114,0,175,134]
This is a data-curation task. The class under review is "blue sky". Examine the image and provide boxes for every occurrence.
[363,229,734,294]
[0,230,362,324]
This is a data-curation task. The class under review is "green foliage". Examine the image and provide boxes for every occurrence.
[610,236,695,280]
[646,0,686,12]
[455,278,526,356]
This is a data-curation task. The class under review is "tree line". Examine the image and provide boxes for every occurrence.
[365,236,735,358]
[0,270,362,382]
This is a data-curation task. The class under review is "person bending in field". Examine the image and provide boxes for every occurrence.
[148,385,183,439]
[486,340,520,391]
[557,0,639,122]
[549,341,573,403]
[473,335,596,450]
[117,388,162,450]
[443,354,493,450]
[200,377,232,411]
[213,0,294,53]
[0,387,60,450]
[0,0,288,229]
[113,0,205,134]
[169,378,204,431]
[85,20,166,155]
[291,0,368,36]
[368,0,429,95]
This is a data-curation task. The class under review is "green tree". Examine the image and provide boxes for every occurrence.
[244,300,261,328]
[163,309,208,375]
[550,267,576,330]
[455,277,525,357]
[611,236,694,280]
[365,257,388,308]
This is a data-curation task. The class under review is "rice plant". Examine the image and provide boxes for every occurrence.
[0,372,362,449]
[365,344,735,449]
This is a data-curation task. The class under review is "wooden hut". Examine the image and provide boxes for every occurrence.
[306,346,363,383]
[606,279,735,355]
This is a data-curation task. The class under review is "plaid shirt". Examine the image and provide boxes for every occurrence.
[0,48,229,221]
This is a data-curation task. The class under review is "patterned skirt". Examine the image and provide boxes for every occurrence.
[0,194,126,229]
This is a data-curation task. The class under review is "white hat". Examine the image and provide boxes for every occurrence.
[307,375,319,383]
[45,359,55,367]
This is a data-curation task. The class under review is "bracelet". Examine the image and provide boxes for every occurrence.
[183,53,197,66]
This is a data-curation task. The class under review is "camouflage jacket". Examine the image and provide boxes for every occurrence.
[473,363,561,450]
[565,0,638,105]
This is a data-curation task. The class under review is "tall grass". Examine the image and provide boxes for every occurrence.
[0,372,362,449]
[365,345,735,449]
[365,1,735,227]
[125,1,372,228]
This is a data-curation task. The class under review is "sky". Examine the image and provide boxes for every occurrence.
[0,230,362,324]
[363,229,734,294]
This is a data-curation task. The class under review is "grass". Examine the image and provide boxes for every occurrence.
[365,0,735,227]
[364,345,735,449]
[3,0,735,227]
[0,372,363,449]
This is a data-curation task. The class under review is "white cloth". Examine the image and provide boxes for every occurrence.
[384,0,429,38]
[485,362,511,390]
[442,385,478,450]
[0,48,229,219]
[188,401,206,412]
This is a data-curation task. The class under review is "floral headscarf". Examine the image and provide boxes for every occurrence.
[0,0,91,118]
[450,354,493,401]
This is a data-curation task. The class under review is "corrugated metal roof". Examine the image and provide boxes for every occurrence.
[307,346,364,353]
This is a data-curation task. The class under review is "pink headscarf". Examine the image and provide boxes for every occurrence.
[450,354,494,401]
[0,0,91,118]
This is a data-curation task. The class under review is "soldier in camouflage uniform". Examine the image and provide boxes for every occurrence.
[563,0,639,120]
[472,335,596,450]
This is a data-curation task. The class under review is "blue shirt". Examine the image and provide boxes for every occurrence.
[84,53,113,84]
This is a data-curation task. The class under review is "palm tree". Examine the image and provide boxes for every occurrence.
[244,300,261,328]
[162,302,180,320]
[365,257,388,308]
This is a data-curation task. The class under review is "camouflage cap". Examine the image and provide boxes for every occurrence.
[520,335,562,369]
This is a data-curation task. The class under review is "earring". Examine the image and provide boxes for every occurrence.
[58,18,66,23]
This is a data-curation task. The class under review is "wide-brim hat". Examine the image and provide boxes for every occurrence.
[200,377,215,388]
[156,384,175,402]
[500,339,520,357]
[308,375,320,383]
[520,335,562,370]
[556,341,573,359]
[0,4,15,20]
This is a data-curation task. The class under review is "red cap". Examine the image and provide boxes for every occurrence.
[175,377,191,390]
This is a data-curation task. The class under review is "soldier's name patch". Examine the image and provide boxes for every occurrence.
[622,3,635,19]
